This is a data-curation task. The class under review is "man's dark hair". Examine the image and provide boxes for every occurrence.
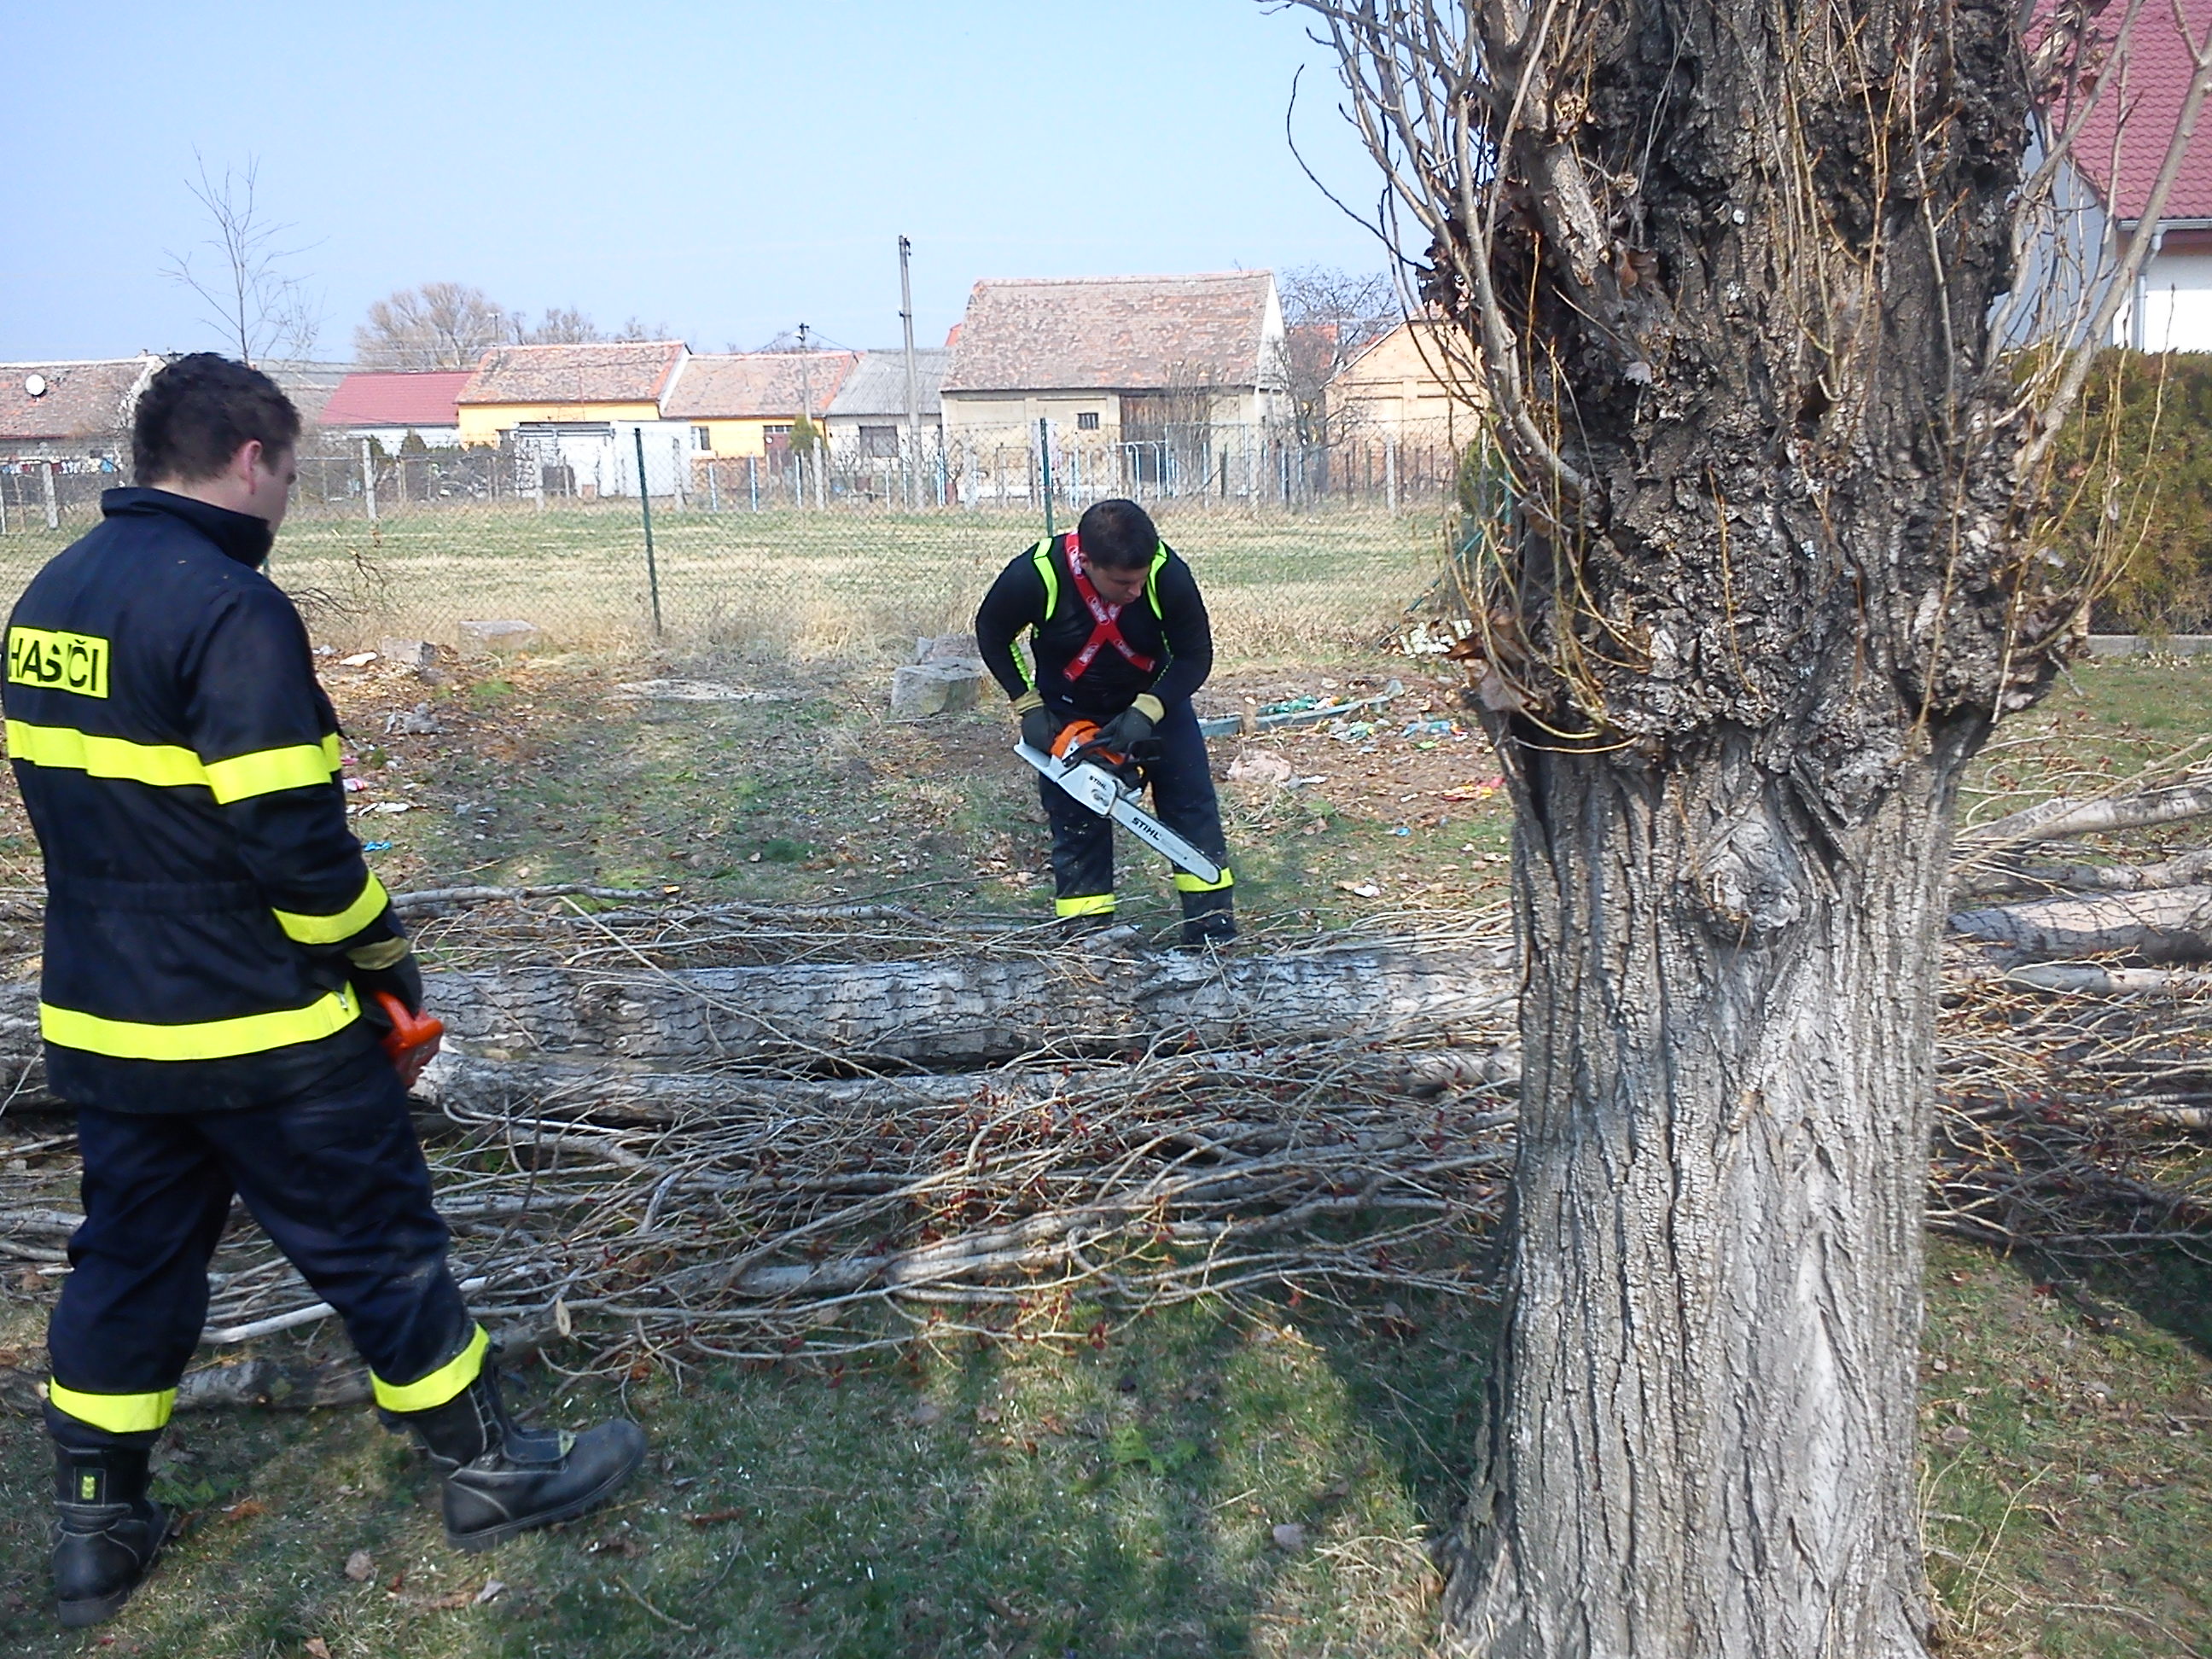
[1077,498,1160,569]
[132,353,300,484]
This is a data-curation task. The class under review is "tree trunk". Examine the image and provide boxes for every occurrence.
[1443,744,1953,1656]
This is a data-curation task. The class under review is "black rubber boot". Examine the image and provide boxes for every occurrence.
[399,1371,646,1551]
[51,1442,168,1628]
[1179,895,1237,950]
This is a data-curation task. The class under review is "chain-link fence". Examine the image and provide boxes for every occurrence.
[0,417,1477,661]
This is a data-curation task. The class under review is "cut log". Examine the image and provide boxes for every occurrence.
[0,945,1515,1111]
[392,943,1511,1071]
[1961,783,2212,849]
[1995,963,2212,996]
[421,1044,1520,1127]
[1949,886,2212,962]
[1952,847,2212,901]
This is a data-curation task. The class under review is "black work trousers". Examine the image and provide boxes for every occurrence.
[1039,696,1233,927]
[46,1050,471,1449]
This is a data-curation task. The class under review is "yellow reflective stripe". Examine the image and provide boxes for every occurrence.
[1173,869,1235,894]
[205,739,342,804]
[47,1381,177,1435]
[1146,544,1167,617]
[5,720,205,786]
[1031,538,1058,618]
[1055,894,1116,917]
[41,985,361,1062]
[372,1324,488,1413]
[5,723,343,801]
[273,874,389,946]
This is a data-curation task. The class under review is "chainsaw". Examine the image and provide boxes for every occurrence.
[1015,720,1225,886]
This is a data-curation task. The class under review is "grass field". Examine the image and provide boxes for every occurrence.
[0,646,2206,1655]
[0,500,1448,661]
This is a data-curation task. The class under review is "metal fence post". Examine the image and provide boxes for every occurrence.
[671,434,686,513]
[1385,439,1398,514]
[1039,417,1056,538]
[634,427,663,637]
[707,458,719,513]
[360,439,377,522]
[0,472,9,535]
[748,455,759,511]
[42,463,59,531]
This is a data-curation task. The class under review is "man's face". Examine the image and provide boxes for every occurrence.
[1089,562,1148,607]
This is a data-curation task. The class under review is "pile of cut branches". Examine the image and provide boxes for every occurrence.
[0,899,1521,1408]
[1935,746,2212,1265]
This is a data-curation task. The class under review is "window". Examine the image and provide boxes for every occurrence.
[763,424,792,439]
[1077,410,1100,432]
[691,426,712,452]
[859,424,899,457]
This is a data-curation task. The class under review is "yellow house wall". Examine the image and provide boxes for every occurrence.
[457,400,665,445]
[690,416,824,459]
[1326,323,1483,439]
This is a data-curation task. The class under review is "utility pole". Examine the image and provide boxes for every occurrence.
[899,236,922,511]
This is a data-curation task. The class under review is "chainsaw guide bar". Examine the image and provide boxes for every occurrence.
[1014,742,1224,886]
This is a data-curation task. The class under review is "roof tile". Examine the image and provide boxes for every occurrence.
[458,342,688,407]
[661,352,857,420]
[941,272,1278,394]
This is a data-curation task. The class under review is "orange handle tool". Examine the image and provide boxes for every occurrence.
[374,991,445,1087]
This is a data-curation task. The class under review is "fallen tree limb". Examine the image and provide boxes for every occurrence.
[0,943,1515,1110]
[1961,782,2212,850]
[1948,885,2212,962]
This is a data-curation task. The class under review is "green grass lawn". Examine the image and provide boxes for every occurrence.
[0,499,1445,662]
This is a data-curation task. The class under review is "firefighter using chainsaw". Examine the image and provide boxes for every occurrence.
[975,497,1235,946]
[6,356,644,1629]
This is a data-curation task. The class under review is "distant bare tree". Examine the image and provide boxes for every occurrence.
[611,316,676,342]
[521,307,603,345]
[161,154,323,364]
[1278,264,1400,439]
[354,283,518,370]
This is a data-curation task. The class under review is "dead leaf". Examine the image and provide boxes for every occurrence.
[1940,1424,1971,1445]
[1335,881,1382,899]
[343,1550,374,1582]
[305,1641,331,1659]
[1272,1522,1308,1553]
[425,1587,474,1610]
[474,1579,506,1604]
[224,1499,267,1522]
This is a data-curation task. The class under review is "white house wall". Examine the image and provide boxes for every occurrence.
[2116,249,2212,351]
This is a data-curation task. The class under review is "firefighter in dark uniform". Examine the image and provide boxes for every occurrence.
[975,497,1235,946]
[8,356,644,1628]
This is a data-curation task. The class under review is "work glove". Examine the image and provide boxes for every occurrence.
[1020,703,1064,754]
[1091,701,1157,757]
[347,937,426,1016]
[1013,690,1063,755]
[350,942,441,1088]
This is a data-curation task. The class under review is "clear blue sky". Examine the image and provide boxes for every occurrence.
[1,1,1396,363]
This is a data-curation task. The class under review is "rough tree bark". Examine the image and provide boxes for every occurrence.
[0,945,1514,1111]
[1278,0,2207,1651]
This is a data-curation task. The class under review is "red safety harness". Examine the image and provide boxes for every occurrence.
[1062,534,1156,679]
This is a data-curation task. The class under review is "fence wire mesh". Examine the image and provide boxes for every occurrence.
[1,418,1479,661]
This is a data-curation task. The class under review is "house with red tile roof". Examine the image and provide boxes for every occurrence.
[317,370,472,447]
[940,272,1286,441]
[659,351,858,461]
[2056,0,2212,348]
